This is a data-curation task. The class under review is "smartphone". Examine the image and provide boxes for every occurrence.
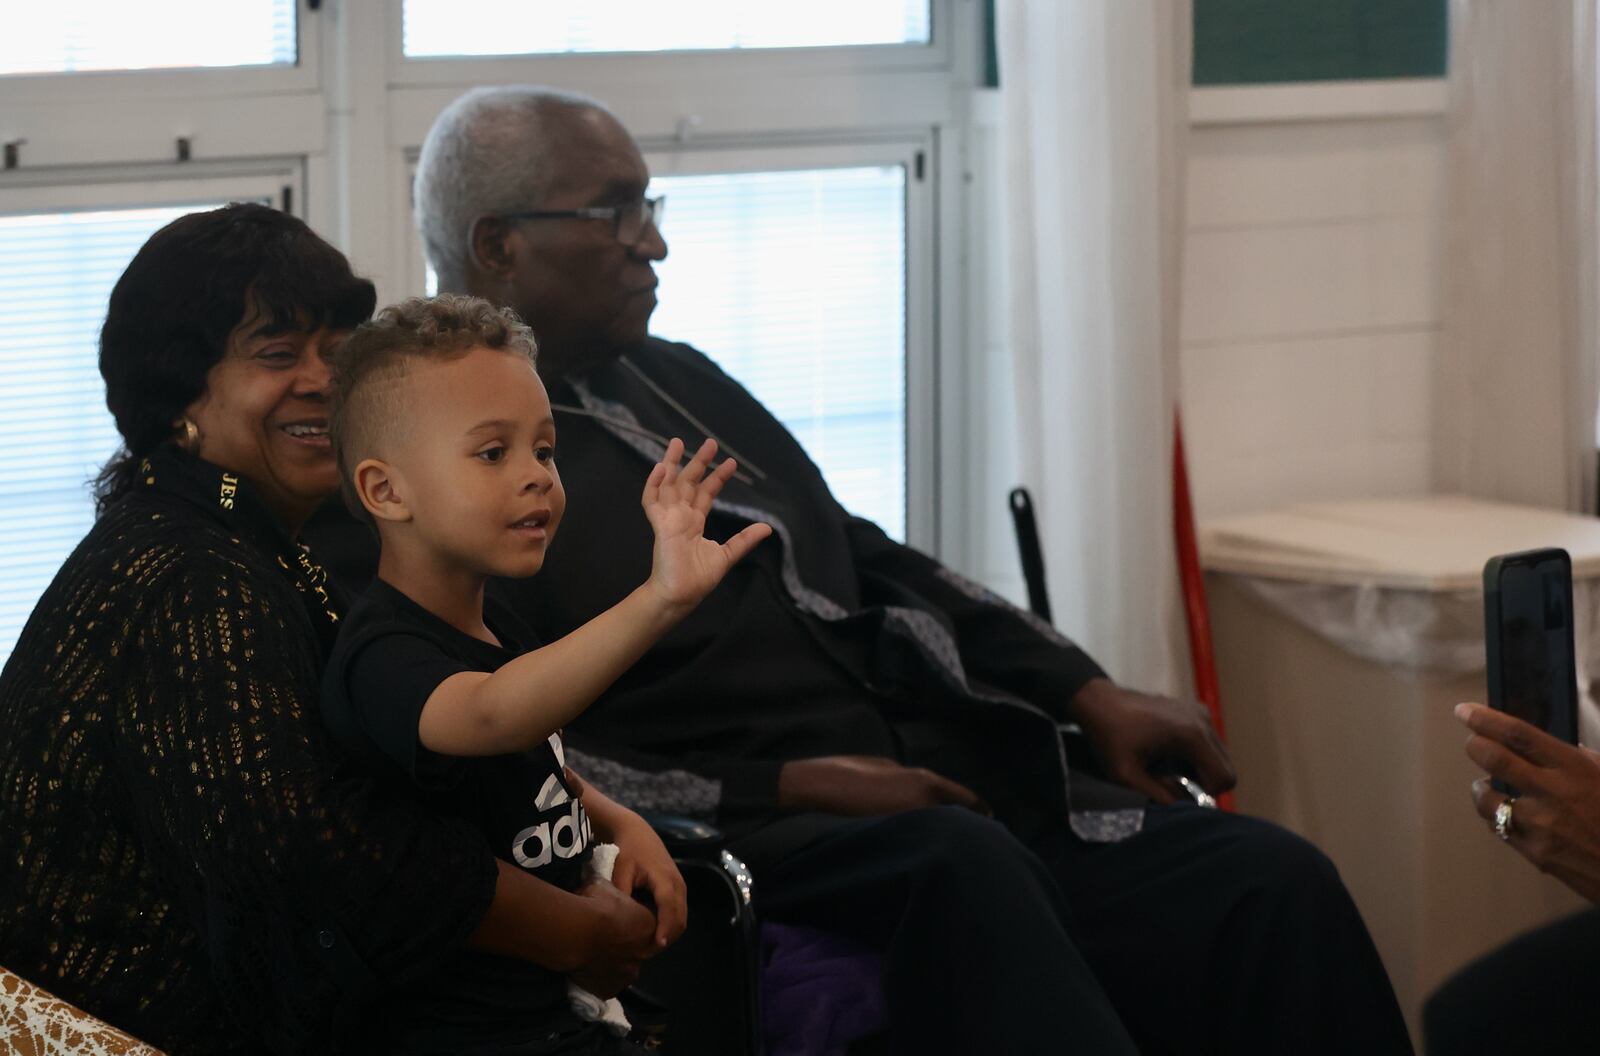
[1483,549,1580,787]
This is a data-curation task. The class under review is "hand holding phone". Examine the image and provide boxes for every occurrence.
[1483,548,1581,792]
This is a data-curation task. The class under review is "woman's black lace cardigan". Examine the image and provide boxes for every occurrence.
[0,448,498,1054]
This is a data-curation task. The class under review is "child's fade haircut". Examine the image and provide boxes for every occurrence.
[330,293,539,523]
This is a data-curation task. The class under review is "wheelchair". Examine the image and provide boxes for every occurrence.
[627,489,1054,1054]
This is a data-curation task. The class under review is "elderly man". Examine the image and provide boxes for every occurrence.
[312,85,1411,1054]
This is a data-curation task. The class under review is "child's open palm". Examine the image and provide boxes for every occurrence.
[642,437,772,610]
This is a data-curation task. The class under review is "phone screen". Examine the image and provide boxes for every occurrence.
[1489,552,1579,744]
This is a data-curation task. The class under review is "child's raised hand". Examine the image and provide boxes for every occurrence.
[641,437,772,611]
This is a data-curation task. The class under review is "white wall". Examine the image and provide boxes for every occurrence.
[1179,83,1448,522]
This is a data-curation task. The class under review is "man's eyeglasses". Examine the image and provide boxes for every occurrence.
[500,196,665,247]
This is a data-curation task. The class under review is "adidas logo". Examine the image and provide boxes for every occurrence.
[534,772,569,811]
[511,798,592,870]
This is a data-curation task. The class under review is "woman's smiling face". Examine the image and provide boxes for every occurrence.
[183,312,346,530]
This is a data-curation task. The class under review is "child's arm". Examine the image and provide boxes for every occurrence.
[418,437,771,756]
[580,775,688,949]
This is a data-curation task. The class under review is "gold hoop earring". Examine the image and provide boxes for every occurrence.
[176,418,201,453]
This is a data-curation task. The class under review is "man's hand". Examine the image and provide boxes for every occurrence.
[1068,677,1235,805]
[776,755,991,816]
[569,878,660,998]
[609,813,689,949]
[642,437,772,611]
[1457,702,1600,903]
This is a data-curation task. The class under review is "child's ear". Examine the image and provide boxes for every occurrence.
[354,458,412,524]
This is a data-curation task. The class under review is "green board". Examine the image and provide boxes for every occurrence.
[1193,0,1447,85]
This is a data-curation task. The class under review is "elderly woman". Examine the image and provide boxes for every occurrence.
[1423,702,1600,1054]
[0,203,679,1054]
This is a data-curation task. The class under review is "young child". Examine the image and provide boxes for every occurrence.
[321,294,770,1055]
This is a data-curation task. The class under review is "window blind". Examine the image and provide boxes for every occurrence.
[0,204,227,663]
[0,0,296,76]
[650,166,908,540]
[402,0,930,57]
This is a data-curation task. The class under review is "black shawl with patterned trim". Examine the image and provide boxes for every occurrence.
[0,447,497,1054]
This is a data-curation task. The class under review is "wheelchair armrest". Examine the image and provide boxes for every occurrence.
[638,810,726,861]
[636,811,753,913]
[631,813,765,1054]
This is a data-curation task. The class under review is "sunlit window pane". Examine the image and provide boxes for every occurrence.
[0,1,296,76]
[403,0,930,57]
[650,166,908,540]
[0,204,233,663]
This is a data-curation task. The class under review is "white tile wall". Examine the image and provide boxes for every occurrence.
[1180,112,1446,521]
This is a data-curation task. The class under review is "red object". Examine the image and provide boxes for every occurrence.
[1173,412,1234,811]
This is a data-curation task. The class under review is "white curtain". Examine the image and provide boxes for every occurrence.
[1436,0,1600,512]
[996,0,1193,694]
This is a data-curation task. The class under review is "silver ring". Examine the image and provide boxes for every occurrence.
[1493,797,1517,841]
[1176,775,1217,810]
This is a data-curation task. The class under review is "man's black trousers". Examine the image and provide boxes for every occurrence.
[730,803,1413,1054]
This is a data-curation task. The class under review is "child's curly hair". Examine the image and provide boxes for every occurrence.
[330,293,538,522]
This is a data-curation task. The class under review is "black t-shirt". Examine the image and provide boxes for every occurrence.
[321,578,596,1050]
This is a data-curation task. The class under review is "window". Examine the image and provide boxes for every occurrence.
[411,145,927,542]
[388,1,964,552]
[402,0,931,58]
[649,165,910,539]
[0,0,297,76]
[0,169,294,662]
[2,0,974,618]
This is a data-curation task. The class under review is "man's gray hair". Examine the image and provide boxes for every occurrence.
[414,85,612,290]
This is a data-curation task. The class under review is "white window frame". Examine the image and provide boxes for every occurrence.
[0,160,303,214]
[399,151,430,298]
[380,0,978,558]
[0,0,987,567]
[381,1,969,153]
[0,0,319,102]
[386,0,951,84]
[0,2,325,174]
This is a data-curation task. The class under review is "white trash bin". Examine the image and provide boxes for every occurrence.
[1201,496,1600,1042]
